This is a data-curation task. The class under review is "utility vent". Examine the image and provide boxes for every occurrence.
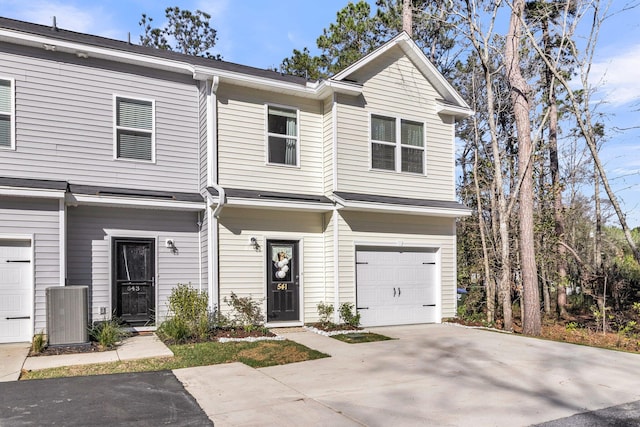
[46,286,89,345]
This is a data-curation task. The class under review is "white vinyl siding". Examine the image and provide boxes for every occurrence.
[336,50,456,200]
[217,85,323,194]
[323,97,334,194]
[115,96,155,162]
[217,207,325,323]
[323,212,335,306]
[0,78,15,149]
[266,105,298,167]
[0,45,199,193]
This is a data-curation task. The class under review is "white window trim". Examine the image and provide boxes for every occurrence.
[113,94,156,163]
[0,77,16,150]
[264,103,300,168]
[369,113,426,175]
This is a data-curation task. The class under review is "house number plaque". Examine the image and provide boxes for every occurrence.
[277,283,288,291]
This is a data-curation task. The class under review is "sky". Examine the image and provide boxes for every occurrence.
[0,0,639,227]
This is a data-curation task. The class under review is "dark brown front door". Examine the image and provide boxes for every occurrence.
[113,238,155,326]
[266,240,299,322]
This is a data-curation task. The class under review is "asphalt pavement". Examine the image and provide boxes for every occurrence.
[0,371,212,426]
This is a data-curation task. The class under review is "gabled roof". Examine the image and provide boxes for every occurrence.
[330,32,472,117]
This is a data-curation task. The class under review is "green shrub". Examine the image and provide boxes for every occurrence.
[317,302,334,327]
[456,286,486,324]
[224,292,264,332]
[162,283,210,341]
[338,302,360,328]
[89,317,128,348]
[31,330,46,354]
[157,317,190,342]
[565,321,580,331]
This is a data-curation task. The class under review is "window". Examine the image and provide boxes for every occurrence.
[371,114,424,174]
[267,105,298,166]
[0,79,14,149]
[115,96,154,161]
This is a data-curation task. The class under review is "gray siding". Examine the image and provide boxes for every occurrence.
[0,44,200,193]
[66,206,203,323]
[0,197,60,332]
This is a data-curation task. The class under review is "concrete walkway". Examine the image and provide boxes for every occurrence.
[175,324,640,426]
[0,333,173,381]
[0,343,30,382]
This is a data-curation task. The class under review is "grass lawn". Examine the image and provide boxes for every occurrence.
[21,340,328,380]
[331,332,394,344]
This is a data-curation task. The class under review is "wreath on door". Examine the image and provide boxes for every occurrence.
[273,251,290,279]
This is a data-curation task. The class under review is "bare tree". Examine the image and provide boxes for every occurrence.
[505,0,541,335]
[459,0,514,329]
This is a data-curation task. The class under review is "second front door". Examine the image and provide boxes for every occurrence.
[266,240,299,322]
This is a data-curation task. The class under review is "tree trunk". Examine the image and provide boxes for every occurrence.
[542,17,569,319]
[505,0,541,336]
[474,148,495,323]
[403,0,413,36]
[594,162,602,270]
[462,0,512,330]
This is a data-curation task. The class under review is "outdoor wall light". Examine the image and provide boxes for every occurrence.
[165,239,178,254]
[250,237,261,251]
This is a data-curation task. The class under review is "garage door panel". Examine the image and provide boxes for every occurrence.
[0,241,32,343]
[356,249,438,327]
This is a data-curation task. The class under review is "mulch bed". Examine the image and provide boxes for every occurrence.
[29,342,108,357]
[306,322,361,332]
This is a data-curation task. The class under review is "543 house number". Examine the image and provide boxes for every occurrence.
[127,285,141,292]
[276,283,288,290]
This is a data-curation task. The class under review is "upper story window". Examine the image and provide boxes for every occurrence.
[0,79,15,150]
[115,96,155,162]
[267,105,298,166]
[371,114,425,174]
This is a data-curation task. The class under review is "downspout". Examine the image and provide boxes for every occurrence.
[206,75,224,312]
[59,198,66,286]
[332,92,340,324]
[197,211,202,292]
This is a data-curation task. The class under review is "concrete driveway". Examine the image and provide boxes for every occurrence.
[176,324,640,426]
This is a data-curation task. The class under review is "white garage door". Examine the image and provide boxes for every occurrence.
[0,240,33,343]
[356,248,438,327]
